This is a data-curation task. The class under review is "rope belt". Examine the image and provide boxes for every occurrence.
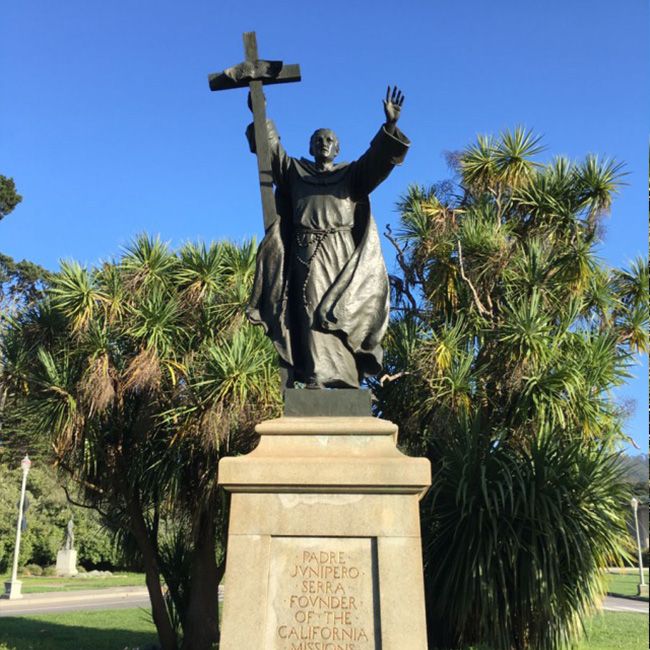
[295,225,352,235]
[294,226,352,308]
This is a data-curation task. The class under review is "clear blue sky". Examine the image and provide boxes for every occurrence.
[2,1,648,451]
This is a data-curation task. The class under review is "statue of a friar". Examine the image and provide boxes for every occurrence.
[246,86,409,388]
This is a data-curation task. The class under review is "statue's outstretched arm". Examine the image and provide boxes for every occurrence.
[350,87,410,198]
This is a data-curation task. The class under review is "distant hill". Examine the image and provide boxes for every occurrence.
[619,454,649,486]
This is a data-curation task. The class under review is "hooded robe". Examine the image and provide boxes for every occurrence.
[246,120,410,388]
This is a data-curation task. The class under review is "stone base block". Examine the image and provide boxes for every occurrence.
[3,580,23,600]
[218,415,431,650]
[56,549,78,576]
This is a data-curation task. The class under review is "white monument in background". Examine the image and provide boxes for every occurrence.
[56,518,78,576]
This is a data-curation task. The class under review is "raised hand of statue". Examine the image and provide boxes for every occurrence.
[383,86,405,127]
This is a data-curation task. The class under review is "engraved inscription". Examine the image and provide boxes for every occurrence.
[265,537,376,650]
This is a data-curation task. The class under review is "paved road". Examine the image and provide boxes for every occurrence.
[0,585,225,616]
[0,586,151,616]
[603,595,648,614]
[1,587,645,617]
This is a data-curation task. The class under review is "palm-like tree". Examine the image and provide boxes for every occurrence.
[376,129,645,649]
[1,235,281,650]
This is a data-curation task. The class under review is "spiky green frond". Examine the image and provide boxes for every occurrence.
[382,317,423,370]
[193,325,277,410]
[458,202,511,280]
[31,347,83,453]
[220,239,258,291]
[493,127,544,187]
[176,241,225,302]
[96,262,126,323]
[50,261,107,332]
[504,238,554,297]
[127,288,182,355]
[613,256,649,310]
[460,135,497,192]
[498,291,553,365]
[396,184,452,251]
[121,233,177,289]
[576,155,626,220]
[424,428,628,650]
[618,303,650,353]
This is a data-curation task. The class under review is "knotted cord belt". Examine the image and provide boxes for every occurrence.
[294,225,353,308]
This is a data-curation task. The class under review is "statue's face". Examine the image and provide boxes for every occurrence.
[309,129,340,163]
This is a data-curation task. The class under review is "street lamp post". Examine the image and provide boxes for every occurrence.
[630,497,648,597]
[3,455,32,600]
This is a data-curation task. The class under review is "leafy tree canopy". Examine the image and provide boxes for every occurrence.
[0,175,22,221]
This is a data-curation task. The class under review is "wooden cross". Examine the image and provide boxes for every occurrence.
[208,32,301,230]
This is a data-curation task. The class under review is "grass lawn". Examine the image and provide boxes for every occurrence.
[0,608,157,650]
[0,609,646,650]
[0,573,145,594]
[577,611,649,650]
[606,570,649,600]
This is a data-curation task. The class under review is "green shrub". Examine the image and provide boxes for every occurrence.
[24,563,43,576]
[421,426,629,650]
[43,564,57,576]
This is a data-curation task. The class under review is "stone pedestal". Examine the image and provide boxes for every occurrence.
[56,549,78,576]
[218,410,431,650]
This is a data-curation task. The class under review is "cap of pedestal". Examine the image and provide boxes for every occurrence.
[219,416,431,496]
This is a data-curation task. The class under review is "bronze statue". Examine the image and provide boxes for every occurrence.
[247,87,408,388]
[209,34,409,388]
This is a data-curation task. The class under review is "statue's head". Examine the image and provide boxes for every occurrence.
[309,128,340,164]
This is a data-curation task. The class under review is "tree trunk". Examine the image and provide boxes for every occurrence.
[181,509,221,650]
[127,494,179,650]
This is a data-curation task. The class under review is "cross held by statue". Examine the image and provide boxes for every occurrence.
[208,31,301,230]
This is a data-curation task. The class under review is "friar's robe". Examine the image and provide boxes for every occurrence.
[247,120,410,388]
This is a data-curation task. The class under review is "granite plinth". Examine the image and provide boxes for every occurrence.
[218,411,431,650]
[56,549,78,576]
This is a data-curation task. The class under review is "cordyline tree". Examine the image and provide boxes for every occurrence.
[374,128,648,650]
[0,235,281,650]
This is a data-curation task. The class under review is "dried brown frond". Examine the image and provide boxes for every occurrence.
[194,400,268,456]
[180,282,207,309]
[123,347,162,393]
[79,354,116,417]
[122,268,150,295]
[504,359,528,391]
[199,405,224,452]
[52,412,86,458]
